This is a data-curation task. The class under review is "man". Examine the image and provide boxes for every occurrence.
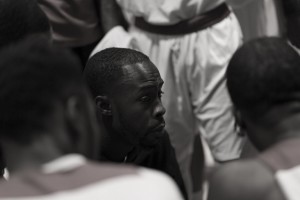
[208,37,300,200]
[100,1,246,198]
[0,0,50,49]
[0,37,183,200]
[84,47,188,199]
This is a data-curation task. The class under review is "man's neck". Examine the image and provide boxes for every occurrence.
[248,113,300,151]
[101,136,134,162]
[98,117,137,162]
[99,127,135,162]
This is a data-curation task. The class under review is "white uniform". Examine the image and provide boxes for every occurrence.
[230,0,283,41]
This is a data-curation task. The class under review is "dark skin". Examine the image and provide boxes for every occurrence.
[96,61,166,162]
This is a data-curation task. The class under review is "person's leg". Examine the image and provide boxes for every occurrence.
[232,0,283,41]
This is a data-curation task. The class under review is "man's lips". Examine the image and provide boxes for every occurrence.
[152,121,166,132]
[140,121,166,146]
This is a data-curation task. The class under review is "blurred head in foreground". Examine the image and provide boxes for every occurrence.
[0,36,100,172]
[227,37,300,151]
[0,0,50,49]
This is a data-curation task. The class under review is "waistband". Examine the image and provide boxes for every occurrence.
[134,3,231,35]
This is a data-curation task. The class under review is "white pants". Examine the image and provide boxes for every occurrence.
[232,0,283,41]
[129,12,245,199]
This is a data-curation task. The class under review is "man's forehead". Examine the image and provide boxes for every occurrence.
[120,62,163,84]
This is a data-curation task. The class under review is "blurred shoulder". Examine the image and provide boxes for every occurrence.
[88,161,184,200]
[208,159,285,200]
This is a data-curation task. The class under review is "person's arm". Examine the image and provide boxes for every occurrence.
[100,0,127,34]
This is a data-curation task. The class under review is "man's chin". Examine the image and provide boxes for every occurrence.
[140,130,165,147]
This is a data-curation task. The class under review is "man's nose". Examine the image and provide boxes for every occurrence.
[154,100,166,117]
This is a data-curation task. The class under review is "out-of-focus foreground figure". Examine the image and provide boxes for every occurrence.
[208,37,300,200]
[0,0,50,49]
[0,0,51,179]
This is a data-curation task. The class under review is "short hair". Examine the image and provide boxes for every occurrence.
[227,37,300,117]
[84,47,151,97]
[0,36,85,144]
[0,0,50,48]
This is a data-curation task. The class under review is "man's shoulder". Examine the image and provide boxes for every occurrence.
[207,158,285,200]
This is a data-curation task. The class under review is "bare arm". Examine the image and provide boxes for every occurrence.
[100,0,127,34]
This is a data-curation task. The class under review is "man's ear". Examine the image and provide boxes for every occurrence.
[95,95,112,116]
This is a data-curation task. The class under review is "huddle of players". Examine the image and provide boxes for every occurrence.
[0,0,300,200]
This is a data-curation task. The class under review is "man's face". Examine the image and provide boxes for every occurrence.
[110,62,166,146]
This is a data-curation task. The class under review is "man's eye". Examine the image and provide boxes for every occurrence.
[140,96,152,103]
[158,91,164,98]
